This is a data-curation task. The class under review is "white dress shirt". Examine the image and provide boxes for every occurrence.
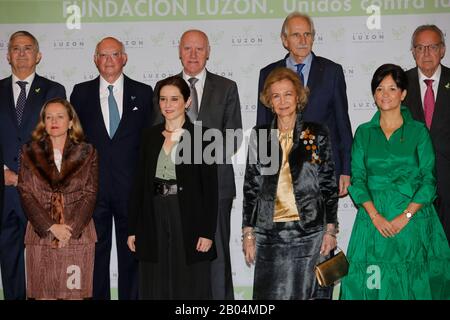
[99,74,124,136]
[182,68,207,111]
[12,73,35,106]
[418,65,441,109]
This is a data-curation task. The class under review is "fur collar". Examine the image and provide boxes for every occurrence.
[23,136,92,190]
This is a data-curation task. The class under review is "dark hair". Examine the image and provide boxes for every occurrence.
[371,64,408,95]
[156,76,190,102]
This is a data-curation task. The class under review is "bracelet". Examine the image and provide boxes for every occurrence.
[241,231,256,241]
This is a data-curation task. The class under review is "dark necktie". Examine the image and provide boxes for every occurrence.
[423,79,435,129]
[16,81,28,126]
[187,77,199,122]
[296,63,305,86]
[108,85,120,138]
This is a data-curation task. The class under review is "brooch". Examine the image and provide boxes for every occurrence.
[300,128,321,164]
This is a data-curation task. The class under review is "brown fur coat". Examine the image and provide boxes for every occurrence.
[18,137,98,245]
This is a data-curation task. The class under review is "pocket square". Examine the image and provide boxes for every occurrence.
[132,106,139,111]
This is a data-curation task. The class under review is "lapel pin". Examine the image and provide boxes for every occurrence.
[35,88,41,93]
[133,106,138,111]
[131,96,136,100]
[445,82,450,89]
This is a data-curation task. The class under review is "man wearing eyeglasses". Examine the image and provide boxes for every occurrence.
[70,37,153,299]
[0,31,66,299]
[256,12,353,200]
[404,25,450,244]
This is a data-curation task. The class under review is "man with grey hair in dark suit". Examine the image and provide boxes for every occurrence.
[153,29,242,300]
[404,24,450,244]
[0,30,66,299]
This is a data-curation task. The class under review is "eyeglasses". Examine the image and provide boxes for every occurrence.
[96,52,123,59]
[413,43,442,53]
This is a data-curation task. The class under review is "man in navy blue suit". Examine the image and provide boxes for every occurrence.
[257,12,353,197]
[0,31,66,299]
[70,37,153,300]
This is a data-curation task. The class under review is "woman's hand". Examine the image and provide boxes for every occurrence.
[320,233,337,256]
[127,235,136,252]
[242,227,256,267]
[58,239,69,248]
[196,237,212,252]
[49,224,72,242]
[371,214,396,238]
[390,214,409,235]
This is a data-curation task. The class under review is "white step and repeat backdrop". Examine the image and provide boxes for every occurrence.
[1,0,449,299]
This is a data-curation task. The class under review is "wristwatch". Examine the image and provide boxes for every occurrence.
[404,210,413,220]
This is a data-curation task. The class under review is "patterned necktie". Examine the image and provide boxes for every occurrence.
[187,77,199,122]
[296,63,305,86]
[16,81,28,126]
[423,79,435,129]
[108,85,120,138]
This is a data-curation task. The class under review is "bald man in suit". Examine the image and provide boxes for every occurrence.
[70,37,153,299]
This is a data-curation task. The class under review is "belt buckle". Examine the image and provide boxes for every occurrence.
[161,183,169,196]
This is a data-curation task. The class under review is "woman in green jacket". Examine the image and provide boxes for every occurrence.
[340,64,450,300]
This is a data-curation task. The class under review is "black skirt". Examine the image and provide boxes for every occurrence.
[138,194,211,299]
[253,221,332,300]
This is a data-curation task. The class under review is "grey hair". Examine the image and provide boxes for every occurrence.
[8,31,39,52]
[280,12,316,39]
[410,24,446,50]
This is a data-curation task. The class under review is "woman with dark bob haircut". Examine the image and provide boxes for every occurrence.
[127,75,218,299]
[340,64,450,299]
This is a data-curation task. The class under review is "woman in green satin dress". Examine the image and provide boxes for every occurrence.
[340,64,450,300]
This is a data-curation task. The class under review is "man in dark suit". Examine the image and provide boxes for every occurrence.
[70,37,153,300]
[256,12,353,197]
[0,147,4,232]
[404,25,450,243]
[0,31,66,299]
[153,30,242,300]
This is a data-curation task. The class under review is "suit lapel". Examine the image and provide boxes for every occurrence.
[116,75,132,138]
[91,77,110,139]
[301,53,322,117]
[306,53,321,95]
[197,70,214,121]
[408,68,425,122]
[1,76,18,128]
[431,65,450,133]
[21,74,45,131]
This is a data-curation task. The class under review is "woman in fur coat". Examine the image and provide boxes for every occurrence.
[18,98,98,299]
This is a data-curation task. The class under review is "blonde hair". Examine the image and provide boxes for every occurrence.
[260,67,309,112]
[32,98,85,143]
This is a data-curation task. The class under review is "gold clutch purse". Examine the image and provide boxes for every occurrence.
[314,250,349,287]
